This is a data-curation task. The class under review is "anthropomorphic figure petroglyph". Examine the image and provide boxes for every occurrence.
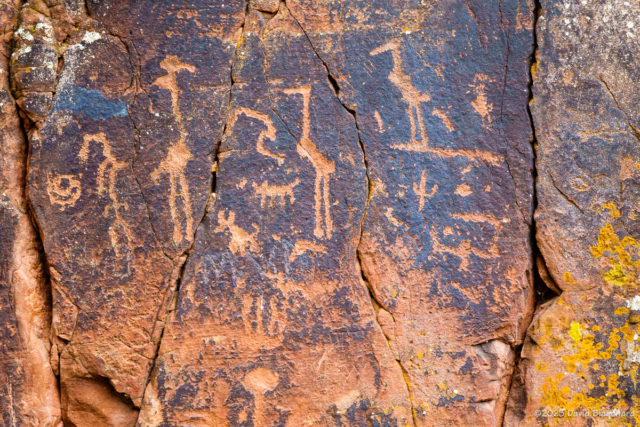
[413,170,438,211]
[79,132,131,255]
[150,56,196,245]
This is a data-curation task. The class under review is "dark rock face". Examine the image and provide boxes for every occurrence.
[284,0,536,423]
[137,6,413,425]
[0,0,636,426]
[137,0,537,424]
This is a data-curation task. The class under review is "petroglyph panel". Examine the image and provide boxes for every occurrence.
[7,0,620,425]
[26,27,176,415]
[138,8,413,425]
[130,0,245,257]
[285,0,536,423]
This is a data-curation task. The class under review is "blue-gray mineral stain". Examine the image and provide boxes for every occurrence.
[53,86,128,120]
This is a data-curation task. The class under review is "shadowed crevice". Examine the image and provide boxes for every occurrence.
[8,1,61,419]
[501,0,558,424]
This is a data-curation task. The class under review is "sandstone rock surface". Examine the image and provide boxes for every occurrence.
[0,0,637,426]
[1,1,60,425]
[506,0,640,425]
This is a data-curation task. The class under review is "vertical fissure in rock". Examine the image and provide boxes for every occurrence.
[8,0,63,411]
[501,0,556,424]
[525,0,558,308]
[10,57,62,425]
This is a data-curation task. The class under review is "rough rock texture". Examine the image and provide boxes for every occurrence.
[137,0,537,425]
[2,0,638,426]
[283,0,536,423]
[505,0,640,425]
[0,1,60,425]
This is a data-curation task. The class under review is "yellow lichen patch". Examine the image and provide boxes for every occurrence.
[568,321,583,342]
[602,202,621,218]
[531,59,539,78]
[563,271,576,287]
[539,318,640,424]
[537,211,640,423]
[615,307,630,316]
[590,223,640,288]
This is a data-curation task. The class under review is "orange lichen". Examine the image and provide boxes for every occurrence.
[536,212,640,424]
[539,318,640,424]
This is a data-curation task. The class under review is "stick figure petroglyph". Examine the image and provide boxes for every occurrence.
[283,85,334,240]
[78,132,131,255]
[150,55,196,245]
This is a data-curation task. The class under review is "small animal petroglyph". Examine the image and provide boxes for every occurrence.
[283,85,335,240]
[79,132,131,256]
[253,179,299,208]
[47,173,82,210]
[150,55,196,245]
[430,230,499,272]
[215,210,259,256]
[288,239,326,263]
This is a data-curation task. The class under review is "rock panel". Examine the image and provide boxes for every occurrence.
[126,0,245,257]
[27,26,173,418]
[23,0,244,423]
[284,0,536,423]
[138,6,413,426]
[506,0,640,425]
